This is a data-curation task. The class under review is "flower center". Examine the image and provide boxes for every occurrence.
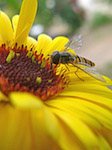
[0,44,68,100]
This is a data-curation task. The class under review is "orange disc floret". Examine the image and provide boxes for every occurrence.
[0,44,68,100]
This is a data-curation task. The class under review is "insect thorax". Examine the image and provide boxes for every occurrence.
[59,51,73,64]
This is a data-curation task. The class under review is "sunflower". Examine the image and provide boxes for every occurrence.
[0,0,112,150]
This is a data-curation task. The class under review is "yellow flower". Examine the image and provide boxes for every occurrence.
[0,0,112,150]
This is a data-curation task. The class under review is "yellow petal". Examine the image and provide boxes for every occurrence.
[61,85,112,129]
[46,95,112,149]
[64,83,112,99]
[61,89,112,109]
[0,91,9,102]
[10,92,61,146]
[26,36,37,50]
[0,34,2,43]
[56,120,86,150]
[12,14,38,49]
[45,36,69,56]
[36,34,52,55]
[12,15,19,34]
[0,105,32,150]
[57,63,112,86]
[98,135,112,150]
[0,11,13,45]
[10,92,43,109]
[0,103,61,150]
[31,107,61,149]
[12,15,38,50]
[49,106,100,149]
[14,0,37,45]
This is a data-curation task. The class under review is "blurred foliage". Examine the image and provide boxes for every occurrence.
[91,13,112,28]
[108,0,112,3]
[37,0,83,33]
[0,0,21,17]
[54,0,83,33]
[3,0,20,10]
[99,0,112,3]
[0,0,84,35]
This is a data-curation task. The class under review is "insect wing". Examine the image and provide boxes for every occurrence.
[70,63,106,83]
[107,85,112,90]
[83,67,106,83]
[65,34,83,52]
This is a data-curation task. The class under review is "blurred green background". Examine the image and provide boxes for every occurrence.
[0,0,84,35]
[0,0,112,78]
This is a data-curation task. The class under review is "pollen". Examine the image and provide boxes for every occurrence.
[0,44,68,100]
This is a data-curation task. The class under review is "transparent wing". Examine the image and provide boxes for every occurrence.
[83,67,106,82]
[107,85,112,90]
[65,34,82,52]
[70,63,106,83]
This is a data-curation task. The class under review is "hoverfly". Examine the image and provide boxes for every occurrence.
[51,35,106,82]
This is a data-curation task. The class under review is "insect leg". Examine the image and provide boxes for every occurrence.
[65,64,70,71]
[70,62,101,81]
[74,68,84,81]
[67,63,84,81]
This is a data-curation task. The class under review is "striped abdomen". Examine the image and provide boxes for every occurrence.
[74,55,95,67]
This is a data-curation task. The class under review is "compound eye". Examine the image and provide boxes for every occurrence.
[51,51,60,65]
